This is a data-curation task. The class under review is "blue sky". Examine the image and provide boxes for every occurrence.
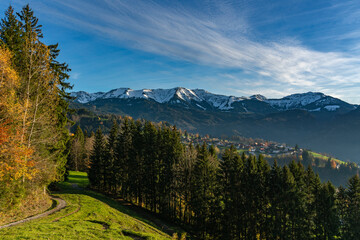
[2,0,360,103]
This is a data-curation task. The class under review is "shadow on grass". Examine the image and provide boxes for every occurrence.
[55,181,185,238]
[67,172,89,188]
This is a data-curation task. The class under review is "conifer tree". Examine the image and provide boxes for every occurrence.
[288,160,310,239]
[342,175,360,240]
[267,160,285,239]
[190,143,218,239]
[114,118,133,198]
[130,120,145,204]
[302,150,313,167]
[219,145,244,240]
[313,181,339,239]
[337,186,348,237]
[143,121,160,212]
[104,121,118,193]
[178,143,197,224]
[88,128,106,189]
[0,6,22,62]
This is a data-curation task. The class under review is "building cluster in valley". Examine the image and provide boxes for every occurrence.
[181,132,302,157]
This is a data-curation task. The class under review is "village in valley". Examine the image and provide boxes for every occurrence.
[181,131,301,157]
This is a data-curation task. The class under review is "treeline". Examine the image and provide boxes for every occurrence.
[68,108,122,134]
[266,151,359,187]
[87,119,360,240]
[0,5,71,212]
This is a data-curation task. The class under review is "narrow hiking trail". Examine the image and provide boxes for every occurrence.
[0,183,82,228]
[0,196,67,229]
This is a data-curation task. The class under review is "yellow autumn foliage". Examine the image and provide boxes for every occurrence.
[0,46,36,184]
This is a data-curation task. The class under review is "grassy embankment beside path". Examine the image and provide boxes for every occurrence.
[0,171,185,240]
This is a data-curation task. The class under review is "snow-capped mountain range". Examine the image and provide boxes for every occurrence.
[71,87,357,113]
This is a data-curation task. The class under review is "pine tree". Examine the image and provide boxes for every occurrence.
[130,120,145,204]
[337,186,348,237]
[104,121,119,193]
[190,143,219,239]
[142,121,160,212]
[240,154,262,239]
[302,150,313,167]
[288,160,310,240]
[48,42,72,181]
[178,143,197,224]
[0,6,23,63]
[219,145,244,240]
[313,181,339,239]
[114,118,133,198]
[88,128,106,189]
[342,175,360,240]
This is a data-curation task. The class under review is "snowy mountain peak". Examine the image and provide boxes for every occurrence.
[282,92,325,101]
[174,87,202,102]
[250,94,267,101]
[71,87,246,110]
[266,92,328,110]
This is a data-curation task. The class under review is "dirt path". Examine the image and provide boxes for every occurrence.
[52,195,81,222]
[0,196,67,229]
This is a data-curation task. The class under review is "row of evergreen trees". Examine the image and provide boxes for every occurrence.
[88,119,360,240]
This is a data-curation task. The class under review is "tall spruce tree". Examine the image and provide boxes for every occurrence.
[104,121,118,193]
[313,181,339,239]
[0,6,22,60]
[219,146,244,240]
[114,118,133,198]
[143,121,160,212]
[88,128,106,189]
[190,143,218,239]
[342,175,360,240]
[288,160,310,240]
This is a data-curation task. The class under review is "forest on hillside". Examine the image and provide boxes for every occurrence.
[0,5,71,217]
[67,118,360,240]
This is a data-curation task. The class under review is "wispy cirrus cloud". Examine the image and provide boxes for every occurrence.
[18,0,360,102]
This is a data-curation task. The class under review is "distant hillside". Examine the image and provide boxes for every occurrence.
[70,87,360,163]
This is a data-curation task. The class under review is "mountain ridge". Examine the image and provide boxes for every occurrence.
[71,87,357,114]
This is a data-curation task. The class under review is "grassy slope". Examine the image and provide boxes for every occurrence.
[0,172,176,240]
[309,151,345,165]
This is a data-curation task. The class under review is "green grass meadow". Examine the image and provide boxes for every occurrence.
[309,151,345,165]
[0,171,178,240]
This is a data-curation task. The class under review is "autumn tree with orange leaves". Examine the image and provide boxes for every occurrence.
[0,46,36,209]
